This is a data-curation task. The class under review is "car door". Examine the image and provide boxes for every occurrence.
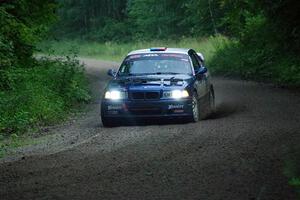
[195,52,210,92]
[189,51,207,99]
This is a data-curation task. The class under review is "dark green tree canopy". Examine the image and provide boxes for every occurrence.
[0,0,57,69]
[51,0,299,53]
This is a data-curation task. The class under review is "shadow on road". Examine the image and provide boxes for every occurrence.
[101,117,191,128]
[208,102,243,120]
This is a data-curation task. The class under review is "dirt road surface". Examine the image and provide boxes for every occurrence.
[1,58,300,200]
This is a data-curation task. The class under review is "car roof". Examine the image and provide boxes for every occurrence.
[127,48,191,56]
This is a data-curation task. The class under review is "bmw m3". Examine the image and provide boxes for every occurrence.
[101,47,215,127]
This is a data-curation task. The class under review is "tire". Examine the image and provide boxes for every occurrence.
[191,93,200,122]
[101,115,116,127]
[101,103,116,127]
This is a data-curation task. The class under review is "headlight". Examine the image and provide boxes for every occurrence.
[105,90,127,100]
[163,90,189,99]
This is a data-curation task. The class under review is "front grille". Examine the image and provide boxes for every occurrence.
[145,92,160,99]
[132,92,144,100]
[131,92,160,100]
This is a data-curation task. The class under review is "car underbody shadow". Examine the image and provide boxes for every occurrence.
[102,117,191,128]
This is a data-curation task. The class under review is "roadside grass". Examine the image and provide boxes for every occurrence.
[0,132,55,158]
[0,56,91,158]
[38,35,228,63]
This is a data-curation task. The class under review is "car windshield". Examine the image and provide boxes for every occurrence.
[118,53,192,76]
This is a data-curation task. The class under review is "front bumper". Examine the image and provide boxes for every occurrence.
[101,98,193,118]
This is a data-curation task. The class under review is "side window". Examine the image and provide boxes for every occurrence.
[190,53,200,71]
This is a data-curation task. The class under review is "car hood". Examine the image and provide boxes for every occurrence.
[107,74,194,91]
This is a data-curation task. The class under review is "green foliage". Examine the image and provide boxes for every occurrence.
[210,44,300,86]
[0,0,57,64]
[0,1,92,138]
[53,0,128,40]
[209,11,300,86]
[48,0,299,86]
[95,19,132,42]
[0,0,57,91]
[183,0,223,35]
[52,0,226,40]
[128,0,190,39]
[0,57,91,135]
[51,0,300,52]
[39,36,226,63]
[259,0,300,53]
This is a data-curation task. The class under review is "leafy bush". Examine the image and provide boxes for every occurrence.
[210,42,300,86]
[209,14,300,87]
[0,1,91,148]
[0,56,90,135]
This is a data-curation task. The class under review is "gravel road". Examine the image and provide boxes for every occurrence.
[1,58,299,200]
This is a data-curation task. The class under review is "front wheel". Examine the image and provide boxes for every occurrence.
[101,115,116,127]
[191,93,200,122]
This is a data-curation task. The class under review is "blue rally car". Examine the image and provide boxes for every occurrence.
[101,47,215,127]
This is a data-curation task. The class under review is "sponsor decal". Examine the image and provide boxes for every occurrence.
[129,55,142,59]
[168,104,184,109]
[143,54,159,57]
[161,54,185,58]
[108,105,122,110]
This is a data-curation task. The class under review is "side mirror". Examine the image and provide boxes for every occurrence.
[195,66,207,75]
[107,69,117,77]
